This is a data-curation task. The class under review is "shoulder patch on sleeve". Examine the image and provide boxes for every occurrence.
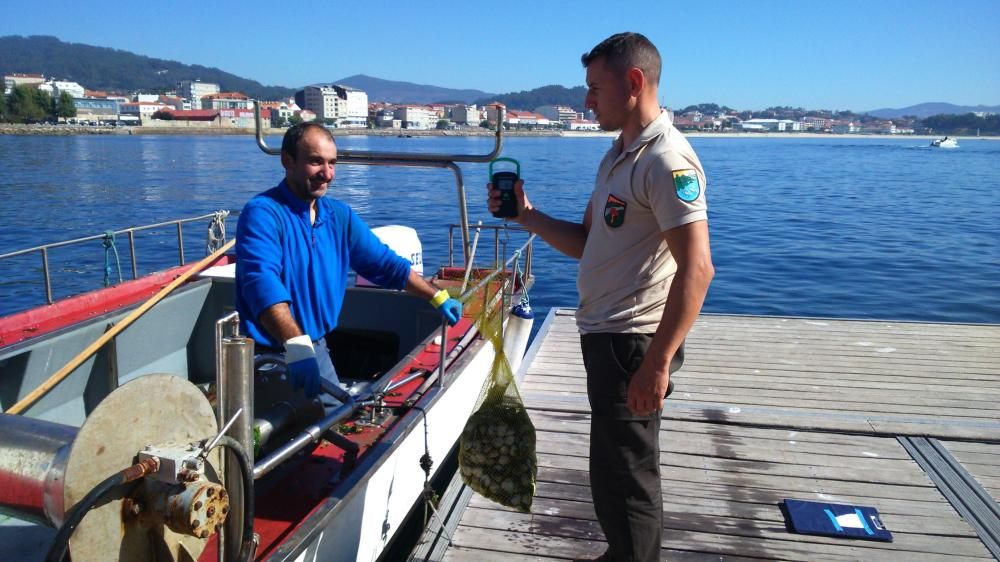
[672,169,701,202]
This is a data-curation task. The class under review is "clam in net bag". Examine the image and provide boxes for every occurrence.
[458,279,537,513]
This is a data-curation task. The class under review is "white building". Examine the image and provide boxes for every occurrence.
[535,105,577,126]
[201,92,251,110]
[39,80,85,99]
[301,84,368,126]
[120,102,170,120]
[450,105,479,125]
[566,119,601,131]
[738,118,801,132]
[335,85,368,127]
[177,80,220,105]
[394,106,436,129]
[4,73,45,94]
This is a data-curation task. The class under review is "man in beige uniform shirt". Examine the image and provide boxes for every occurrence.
[488,33,714,561]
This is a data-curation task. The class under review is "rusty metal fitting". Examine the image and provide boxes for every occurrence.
[123,456,161,483]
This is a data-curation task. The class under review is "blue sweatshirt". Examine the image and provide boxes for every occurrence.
[235,180,411,349]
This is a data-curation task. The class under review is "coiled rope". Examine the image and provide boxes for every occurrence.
[102,230,123,287]
[206,210,230,255]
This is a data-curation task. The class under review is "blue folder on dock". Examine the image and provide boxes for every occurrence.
[781,499,893,542]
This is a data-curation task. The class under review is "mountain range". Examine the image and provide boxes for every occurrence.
[865,102,1000,119]
[2,35,994,117]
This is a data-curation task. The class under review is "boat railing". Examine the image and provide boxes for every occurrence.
[0,211,235,305]
[447,223,533,280]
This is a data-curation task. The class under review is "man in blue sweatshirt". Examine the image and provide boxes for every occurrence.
[236,122,461,398]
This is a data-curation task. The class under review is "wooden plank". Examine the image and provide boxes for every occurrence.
[529,412,913,458]
[532,479,958,519]
[535,465,949,504]
[532,443,935,488]
[524,393,1000,440]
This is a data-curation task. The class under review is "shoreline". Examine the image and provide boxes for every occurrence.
[0,123,996,141]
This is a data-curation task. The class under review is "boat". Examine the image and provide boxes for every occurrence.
[0,105,536,561]
[931,136,958,148]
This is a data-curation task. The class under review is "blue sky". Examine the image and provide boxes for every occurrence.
[3,0,998,111]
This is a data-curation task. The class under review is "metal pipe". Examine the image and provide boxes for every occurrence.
[127,230,138,279]
[447,227,454,268]
[461,222,482,294]
[41,247,52,304]
[218,335,253,562]
[0,213,232,260]
[254,103,504,164]
[177,222,185,265]
[382,369,431,394]
[252,402,357,479]
[0,413,78,526]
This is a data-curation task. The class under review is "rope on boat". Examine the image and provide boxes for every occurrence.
[101,230,123,287]
[412,405,454,545]
[206,210,230,255]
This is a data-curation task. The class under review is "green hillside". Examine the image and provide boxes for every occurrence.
[475,84,587,112]
[0,35,296,100]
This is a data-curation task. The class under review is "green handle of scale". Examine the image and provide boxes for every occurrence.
[489,157,521,178]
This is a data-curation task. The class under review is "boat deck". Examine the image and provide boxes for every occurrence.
[425,310,1000,561]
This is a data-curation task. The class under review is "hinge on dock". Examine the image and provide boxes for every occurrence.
[899,436,1000,558]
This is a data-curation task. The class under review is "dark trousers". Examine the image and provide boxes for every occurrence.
[580,333,684,562]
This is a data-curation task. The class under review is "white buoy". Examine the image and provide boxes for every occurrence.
[503,302,534,376]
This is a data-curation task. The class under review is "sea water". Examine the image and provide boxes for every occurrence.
[0,134,997,324]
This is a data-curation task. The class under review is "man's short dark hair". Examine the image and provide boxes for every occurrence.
[281,122,334,160]
[581,32,661,87]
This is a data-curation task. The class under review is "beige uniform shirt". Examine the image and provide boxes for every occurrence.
[576,111,708,334]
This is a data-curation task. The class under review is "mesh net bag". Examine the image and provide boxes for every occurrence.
[458,277,537,513]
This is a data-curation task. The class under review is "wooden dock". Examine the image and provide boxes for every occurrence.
[424,311,1000,561]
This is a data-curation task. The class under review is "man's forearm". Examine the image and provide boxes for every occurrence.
[519,208,588,259]
[258,302,304,344]
[403,268,439,300]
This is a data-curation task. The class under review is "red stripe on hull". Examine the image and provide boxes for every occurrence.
[0,255,234,347]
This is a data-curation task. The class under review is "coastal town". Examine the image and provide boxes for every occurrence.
[0,72,990,135]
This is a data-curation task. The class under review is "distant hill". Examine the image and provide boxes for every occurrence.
[475,85,587,112]
[0,35,296,100]
[867,102,1000,119]
[334,74,492,104]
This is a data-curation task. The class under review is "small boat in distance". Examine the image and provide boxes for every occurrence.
[931,136,958,148]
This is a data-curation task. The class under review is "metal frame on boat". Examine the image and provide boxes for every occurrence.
[0,105,536,562]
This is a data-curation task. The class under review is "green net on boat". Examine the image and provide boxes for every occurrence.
[457,274,537,513]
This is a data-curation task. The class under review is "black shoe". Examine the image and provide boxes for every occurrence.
[665,378,675,399]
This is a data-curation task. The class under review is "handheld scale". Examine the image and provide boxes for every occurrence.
[489,157,521,218]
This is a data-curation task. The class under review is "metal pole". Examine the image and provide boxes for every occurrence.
[41,248,53,304]
[177,222,185,265]
[127,230,138,279]
[447,162,471,266]
[218,333,253,562]
[447,226,454,268]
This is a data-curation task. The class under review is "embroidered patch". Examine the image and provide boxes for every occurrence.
[673,169,701,202]
[604,194,627,227]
